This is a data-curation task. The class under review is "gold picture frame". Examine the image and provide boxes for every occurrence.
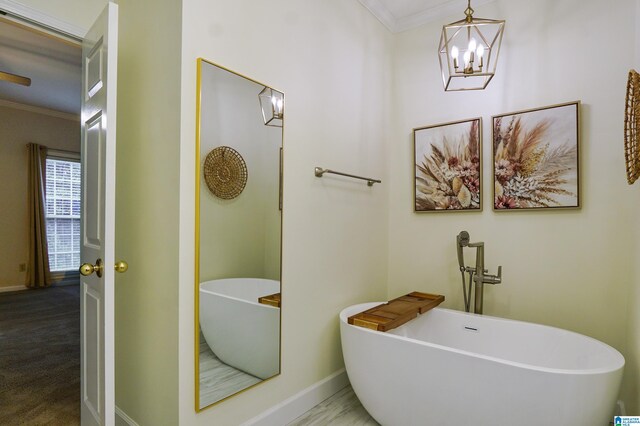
[492,101,580,211]
[413,118,482,212]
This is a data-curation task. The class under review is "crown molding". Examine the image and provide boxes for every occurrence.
[358,0,397,32]
[358,0,496,33]
[0,99,80,121]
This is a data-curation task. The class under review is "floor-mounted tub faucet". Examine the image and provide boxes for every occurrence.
[456,231,502,314]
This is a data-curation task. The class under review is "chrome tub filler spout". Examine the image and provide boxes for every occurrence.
[456,231,502,314]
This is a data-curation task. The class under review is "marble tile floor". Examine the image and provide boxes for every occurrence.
[198,329,376,423]
[199,334,262,408]
[291,386,619,426]
[198,327,375,423]
[287,385,379,426]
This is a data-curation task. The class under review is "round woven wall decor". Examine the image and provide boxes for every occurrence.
[625,69,640,184]
[203,146,248,199]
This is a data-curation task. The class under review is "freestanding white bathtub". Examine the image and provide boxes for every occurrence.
[200,278,280,380]
[340,302,624,426]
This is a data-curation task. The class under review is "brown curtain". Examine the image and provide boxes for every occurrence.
[26,143,51,288]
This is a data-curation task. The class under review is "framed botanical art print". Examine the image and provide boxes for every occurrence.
[414,118,482,212]
[492,101,580,211]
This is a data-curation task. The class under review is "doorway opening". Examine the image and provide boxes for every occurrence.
[0,15,82,425]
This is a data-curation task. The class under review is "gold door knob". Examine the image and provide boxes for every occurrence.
[79,258,104,278]
[114,261,129,273]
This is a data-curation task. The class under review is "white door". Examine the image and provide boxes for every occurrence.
[79,3,118,425]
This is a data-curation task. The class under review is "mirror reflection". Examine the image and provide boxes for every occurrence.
[196,58,283,410]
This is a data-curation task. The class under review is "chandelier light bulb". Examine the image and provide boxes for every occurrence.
[463,50,471,67]
[468,38,477,53]
[468,38,476,64]
[476,44,485,68]
[451,45,459,68]
[272,96,283,117]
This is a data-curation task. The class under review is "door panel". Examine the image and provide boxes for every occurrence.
[80,3,118,425]
[83,287,101,419]
[86,39,104,98]
[83,113,103,250]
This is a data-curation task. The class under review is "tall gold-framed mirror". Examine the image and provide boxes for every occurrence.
[195,58,283,411]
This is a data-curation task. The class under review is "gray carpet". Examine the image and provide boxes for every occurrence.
[0,285,80,425]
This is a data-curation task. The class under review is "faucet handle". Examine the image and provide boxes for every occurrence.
[485,266,502,285]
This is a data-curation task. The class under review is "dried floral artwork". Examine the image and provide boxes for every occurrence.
[493,102,579,210]
[414,119,481,212]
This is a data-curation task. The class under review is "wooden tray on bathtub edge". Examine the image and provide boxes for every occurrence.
[347,292,444,332]
[258,292,281,308]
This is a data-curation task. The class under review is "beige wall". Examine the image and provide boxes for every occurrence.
[0,104,79,289]
[178,0,392,423]
[114,0,181,424]
[388,0,638,412]
[630,229,640,413]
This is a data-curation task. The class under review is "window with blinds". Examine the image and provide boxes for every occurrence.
[45,158,81,272]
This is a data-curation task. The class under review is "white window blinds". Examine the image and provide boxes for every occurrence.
[45,158,81,272]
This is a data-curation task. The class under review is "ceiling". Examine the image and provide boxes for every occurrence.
[358,0,495,33]
[0,18,81,115]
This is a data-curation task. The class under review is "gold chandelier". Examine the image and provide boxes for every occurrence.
[438,0,505,91]
[258,86,284,127]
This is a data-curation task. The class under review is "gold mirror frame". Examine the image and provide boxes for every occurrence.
[195,58,284,411]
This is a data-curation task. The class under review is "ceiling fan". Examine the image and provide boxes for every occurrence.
[0,70,31,86]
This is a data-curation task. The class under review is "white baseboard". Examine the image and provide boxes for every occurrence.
[0,285,26,293]
[242,369,349,426]
[115,406,140,426]
[0,283,78,293]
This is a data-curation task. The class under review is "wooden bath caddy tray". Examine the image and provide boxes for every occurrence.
[258,292,281,308]
[348,292,444,332]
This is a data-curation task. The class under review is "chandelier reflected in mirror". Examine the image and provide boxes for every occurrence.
[258,87,284,127]
[438,0,505,91]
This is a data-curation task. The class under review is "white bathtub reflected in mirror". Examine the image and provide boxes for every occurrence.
[200,278,280,380]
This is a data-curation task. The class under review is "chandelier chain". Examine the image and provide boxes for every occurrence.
[465,0,474,22]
